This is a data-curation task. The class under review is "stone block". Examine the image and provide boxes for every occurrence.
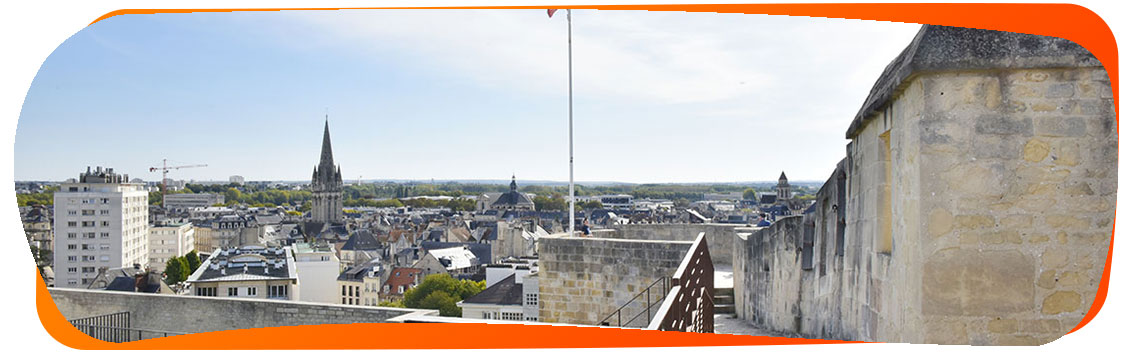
[1034,117,1086,137]
[956,215,994,229]
[987,319,1017,334]
[1041,291,1082,314]
[974,115,1033,135]
[927,209,954,238]
[1044,215,1089,229]
[1046,83,1075,98]
[1022,139,1050,162]
[1037,270,1057,289]
[922,249,1034,316]
[924,319,968,345]
[1042,247,1070,268]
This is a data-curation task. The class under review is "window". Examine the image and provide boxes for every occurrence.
[100,210,110,215]
[67,233,77,239]
[67,256,77,262]
[247,287,257,296]
[228,287,238,296]
[68,210,77,216]
[82,221,95,227]
[481,312,493,320]
[67,221,77,227]
[501,312,523,321]
[82,267,95,273]
[269,285,288,298]
[342,285,347,296]
[67,267,77,274]
[67,244,77,250]
[101,232,110,238]
[196,287,217,296]
[525,293,538,306]
[81,210,94,216]
[101,221,109,227]
[398,286,405,294]
[84,233,96,239]
[342,298,347,304]
[68,279,78,285]
[100,255,110,262]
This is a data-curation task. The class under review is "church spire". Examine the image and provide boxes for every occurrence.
[510,174,518,192]
[319,117,335,172]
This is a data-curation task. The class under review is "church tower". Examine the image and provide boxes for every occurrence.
[777,171,792,204]
[310,119,344,224]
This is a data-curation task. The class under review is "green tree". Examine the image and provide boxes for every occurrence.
[402,274,485,317]
[164,257,189,285]
[742,188,758,200]
[185,250,202,272]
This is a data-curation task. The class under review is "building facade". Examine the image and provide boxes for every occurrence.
[147,222,195,273]
[163,193,225,211]
[53,167,150,288]
[186,245,298,301]
[310,120,344,224]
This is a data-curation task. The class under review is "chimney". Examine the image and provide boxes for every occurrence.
[134,273,146,292]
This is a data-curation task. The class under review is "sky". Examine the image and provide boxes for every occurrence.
[15,9,921,184]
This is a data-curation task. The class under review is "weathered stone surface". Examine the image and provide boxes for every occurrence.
[1038,270,1057,289]
[923,250,1034,316]
[1041,291,1082,315]
[988,319,1017,333]
[927,209,954,238]
[974,115,1033,135]
[1034,117,1086,137]
[1022,139,1050,162]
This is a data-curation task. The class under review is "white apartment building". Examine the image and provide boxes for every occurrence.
[163,193,224,211]
[186,245,299,301]
[292,241,341,304]
[53,167,150,288]
[148,222,195,273]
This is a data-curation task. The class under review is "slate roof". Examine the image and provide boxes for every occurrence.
[188,245,295,282]
[337,259,382,282]
[759,193,778,205]
[428,246,479,270]
[461,274,522,305]
[342,229,381,251]
[421,241,492,265]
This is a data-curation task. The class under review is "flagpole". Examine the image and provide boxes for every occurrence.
[567,9,575,237]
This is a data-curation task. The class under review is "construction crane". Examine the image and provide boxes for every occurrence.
[149,159,207,207]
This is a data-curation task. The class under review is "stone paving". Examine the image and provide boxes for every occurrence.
[713,314,800,338]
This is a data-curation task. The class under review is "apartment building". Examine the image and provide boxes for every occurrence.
[148,221,195,273]
[53,167,149,288]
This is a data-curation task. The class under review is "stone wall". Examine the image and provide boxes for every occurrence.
[537,236,692,325]
[591,223,753,267]
[731,25,1114,345]
[50,288,435,334]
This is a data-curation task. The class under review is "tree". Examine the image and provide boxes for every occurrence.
[742,188,758,200]
[185,250,202,272]
[402,274,485,317]
[164,257,189,285]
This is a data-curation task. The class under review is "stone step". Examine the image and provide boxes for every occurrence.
[714,294,734,304]
[714,304,735,314]
[714,287,734,296]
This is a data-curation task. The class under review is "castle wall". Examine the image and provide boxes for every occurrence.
[732,26,1115,345]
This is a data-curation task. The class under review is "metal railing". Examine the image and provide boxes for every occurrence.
[69,311,184,343]
[598,276,671,328]
[648,232,714,333]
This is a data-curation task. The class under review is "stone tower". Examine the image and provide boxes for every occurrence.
[310,119,343,224]
[776,171,792,204]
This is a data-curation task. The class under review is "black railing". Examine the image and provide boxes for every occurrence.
[598,276,672,328]
[648,232,714,333]
[69,311,183,343]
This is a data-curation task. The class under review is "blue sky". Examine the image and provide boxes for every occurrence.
[15,9,921,183]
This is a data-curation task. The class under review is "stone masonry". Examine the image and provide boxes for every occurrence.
[733,25,1114,345]
[50,288,435,335]
[537,235,691,325]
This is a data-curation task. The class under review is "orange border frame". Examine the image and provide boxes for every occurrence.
[34,2,1117,349]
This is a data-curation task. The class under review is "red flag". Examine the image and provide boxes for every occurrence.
[547,9,558,18]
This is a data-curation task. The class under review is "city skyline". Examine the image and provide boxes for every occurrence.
[15,9,920,183]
